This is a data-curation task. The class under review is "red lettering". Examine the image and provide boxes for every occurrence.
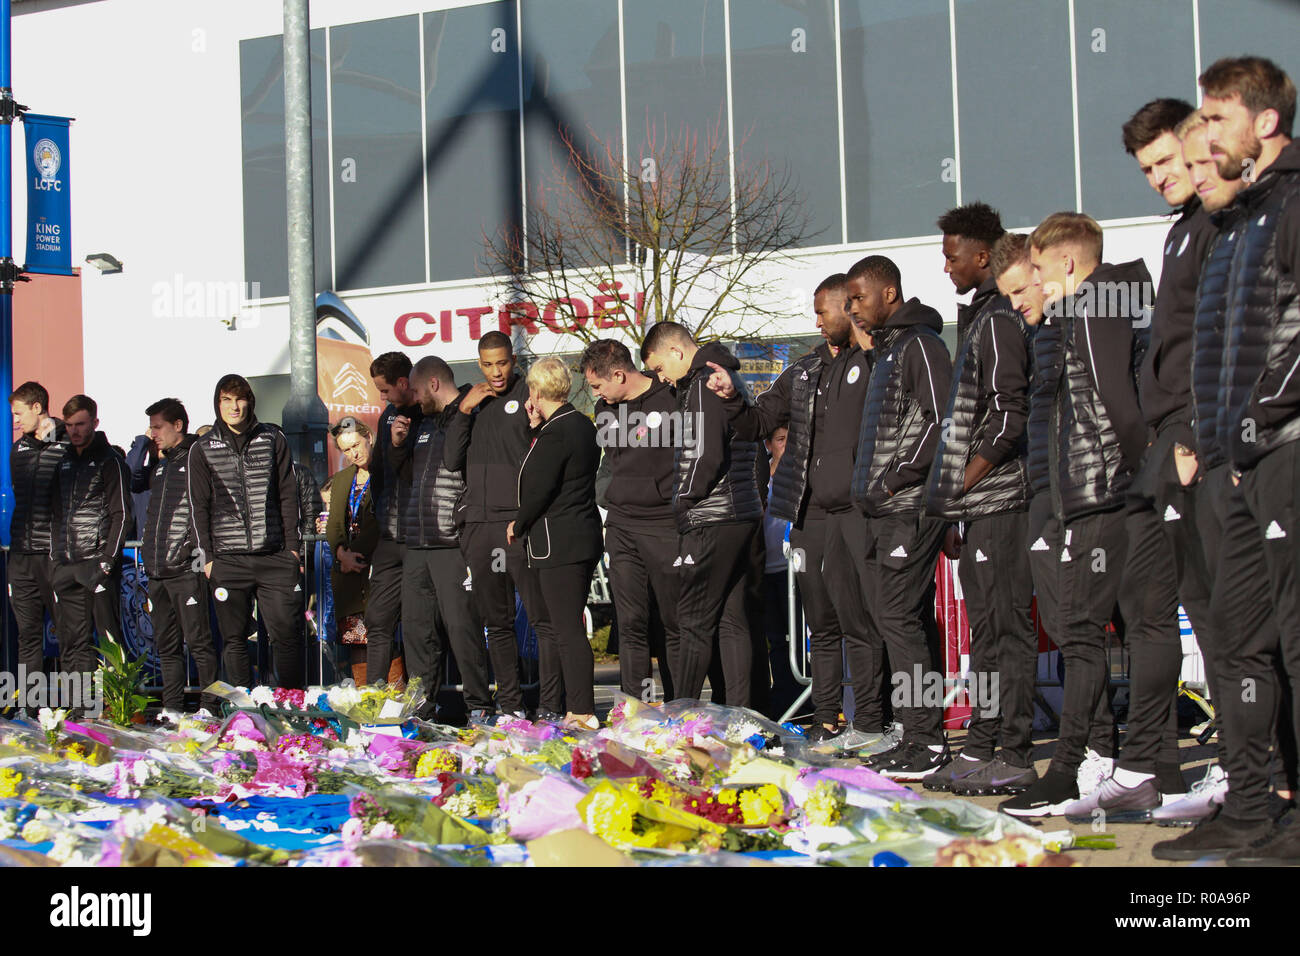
[395,312,436,347]
[439,309,452,341]
[541,297,589,333]
[593,282,631,328]
[457,306,493,339]
[499,302,540,335]
[632,291,647,326]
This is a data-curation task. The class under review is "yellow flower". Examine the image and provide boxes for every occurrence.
[803,782,844,827]
[737,785,783,826]
[414,748,460,777]
[0,768,21,799]
[715,788,738,806]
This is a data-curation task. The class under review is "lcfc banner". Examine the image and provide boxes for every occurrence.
[735,342,790,398]
[24,114,74,276]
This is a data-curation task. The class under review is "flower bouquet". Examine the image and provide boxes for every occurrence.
[344,787,492,847]
[325,679,426,726]
[577,779,728,851]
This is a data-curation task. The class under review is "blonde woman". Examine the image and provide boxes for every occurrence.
[506,357,602,730]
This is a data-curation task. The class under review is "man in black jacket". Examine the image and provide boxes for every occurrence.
[923,203,1038,796]
[1001,213,1151,817]
[1157,57,1300,864]
[50,394,129,678]
[1069,101,1224,823]
[641,322,764,706]
[705,275,884,746]
[400,355,493,721]
[139,398,217,713]
[7,381,68,696]
[188,374,304,689]
[444,331,548,718]
[584,339,681,703]
[846,256,954,782]
[363,351,422,684]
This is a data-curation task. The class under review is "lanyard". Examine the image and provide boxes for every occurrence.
[348,474,369,538]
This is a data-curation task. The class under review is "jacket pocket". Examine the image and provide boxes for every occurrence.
[483,464,519,511]
[608,476,662,509]
[527,517,553,562]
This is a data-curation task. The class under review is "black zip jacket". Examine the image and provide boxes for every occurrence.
[728,342,872,522]
[443,373,532,524]
[1224,140,1300,469]
[852,299,953,517]
[1141,201,1216,447]
[593,376,678,526]
[294,463,322,539]
[955,275,1002,342]
[673,342,764,532]
[188,416,300,558]
[515,403,603,568]
[402,387,470,548]
[1037,260,1152,520]
[370,400,423,542]
[926,292,1031,521]
[141,435,200,578]
[1192,202,1249,470]
[9,419,68,554]
[51,431,129,573]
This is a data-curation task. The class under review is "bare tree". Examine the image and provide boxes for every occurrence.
[484,114,815,349]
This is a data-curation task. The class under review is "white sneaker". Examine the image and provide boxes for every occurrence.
[864,721,904,756]
[1150,764,1227,825]
[1076,748,1115,797]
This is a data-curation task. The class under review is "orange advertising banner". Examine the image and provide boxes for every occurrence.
[316,336,384,476]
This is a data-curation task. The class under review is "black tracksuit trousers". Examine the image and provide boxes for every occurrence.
[363,539,406,683]
[148,572,219,712]
[866,512,947,747]
[402,546,493,716]
[51,559,122,675]
[606,522,679,702]
[459,520,548,715]
[1027,497,1125,774]
[527,560,598,716]
[821,509,887,732]
[209,551,305,690]
[674,520,760,707]
[8,551,56,679]
[959,508,1038,766]
[789,516,847,727]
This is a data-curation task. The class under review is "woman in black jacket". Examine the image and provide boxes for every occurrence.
[507,357,602,729]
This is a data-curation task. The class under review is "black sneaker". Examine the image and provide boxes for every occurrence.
[950,755,1038,796]
[879,742,952,782]
[1226,818,1300,867]
[922,752,989,792]
[998,769,1078,818]
[1151,808,1275,861]
[862,741,908,771]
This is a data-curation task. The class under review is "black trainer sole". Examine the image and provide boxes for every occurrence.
[1150,845,1236,862]
[1065,808,1155,824]
[952,781,1034,796]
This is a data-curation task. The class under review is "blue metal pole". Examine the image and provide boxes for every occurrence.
[0,0,14,548]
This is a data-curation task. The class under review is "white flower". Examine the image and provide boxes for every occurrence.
[341,816,364,848]
[328,685,363,713]
[48,832,80,865]
[370,820,398,840]
[38,707,68,733]
[20,819,51,843]
[132,760,153,787]
[0,818,16,840]
[250,686,276,707]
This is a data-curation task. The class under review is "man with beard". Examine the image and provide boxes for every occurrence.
[399,355,493,722]
[1156,56,1300,863]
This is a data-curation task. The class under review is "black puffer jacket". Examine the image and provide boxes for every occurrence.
[852,299,952,517]
[1032,260,1152,520]
[443,373,532,524]
[1223,141,1300,469]
[51,431,129,571]
[593,376,678,526]
[9,419,68,554]
[403,388,469,548]
[1191,203,1249,471]
[371,401,423,542]
[728,342,873,523]
[673,342,764,532]
[926,299,1031,521]
[188,417,300,558]
[141,435,200,578]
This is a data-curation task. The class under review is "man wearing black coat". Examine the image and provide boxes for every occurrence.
[50,394,129,676]
[7,381,67,694]
[584,339,681,703]
[139,398,217,713]
[399,355,493,721]
[188,374,304,689]
[847,256,954,783]
[641,322,764,707]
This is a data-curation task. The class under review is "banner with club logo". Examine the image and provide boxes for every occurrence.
[24,113,75,276]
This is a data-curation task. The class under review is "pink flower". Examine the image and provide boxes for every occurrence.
[341,817,364,848]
